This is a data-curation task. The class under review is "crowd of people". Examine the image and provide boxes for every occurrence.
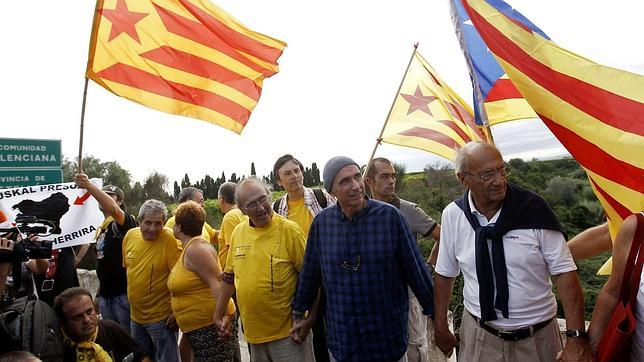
[0,141,641,362]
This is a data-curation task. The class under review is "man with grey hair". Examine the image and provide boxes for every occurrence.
[217,182,246,270]
[122,199,182,361]
[292,156,434,362]
[166,186,218,246]
[214,178,314,361]
[433,141,592,361]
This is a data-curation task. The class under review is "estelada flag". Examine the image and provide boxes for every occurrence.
[450,0,540,126]
[86,0,286,134]
[462,0,644,273]
[382,50,488,161]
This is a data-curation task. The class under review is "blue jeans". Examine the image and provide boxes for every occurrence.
[131,318,179,362]
[98,294,131,333]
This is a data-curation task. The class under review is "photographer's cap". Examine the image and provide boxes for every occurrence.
[102,185,124,201]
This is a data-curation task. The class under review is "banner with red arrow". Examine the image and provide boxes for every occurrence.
[0,179,103,248]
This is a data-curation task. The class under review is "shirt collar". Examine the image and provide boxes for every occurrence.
[467,191,502,225]
[335,197,370,222]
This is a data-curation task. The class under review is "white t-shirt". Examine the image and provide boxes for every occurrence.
[435,193,577,329]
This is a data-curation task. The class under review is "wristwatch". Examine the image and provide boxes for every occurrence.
[565,329,589,338]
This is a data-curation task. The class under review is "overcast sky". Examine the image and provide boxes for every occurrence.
[1,0,642,184]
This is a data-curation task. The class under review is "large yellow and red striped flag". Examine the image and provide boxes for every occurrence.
[86,0,286,134]
[461,0,644,272]
[382,50,488,161]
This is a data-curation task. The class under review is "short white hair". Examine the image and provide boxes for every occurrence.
[138,199,167,221]
[454,141,498,175]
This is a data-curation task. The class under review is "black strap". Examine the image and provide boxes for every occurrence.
[272,198,281,213]
[312,189,328,209]
[620,213,644,305]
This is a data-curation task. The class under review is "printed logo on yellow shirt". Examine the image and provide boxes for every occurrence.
[235,245,250,259]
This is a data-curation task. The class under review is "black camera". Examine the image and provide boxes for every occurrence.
[0,216,54,264]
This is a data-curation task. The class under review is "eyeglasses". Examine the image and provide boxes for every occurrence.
[341,255,360,271]
[243,195,270,212]
[465,165,511,183]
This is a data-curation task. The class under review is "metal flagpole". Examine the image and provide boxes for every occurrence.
[363,43,418,178]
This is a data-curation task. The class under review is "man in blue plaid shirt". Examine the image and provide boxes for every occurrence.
[291,156,434,362]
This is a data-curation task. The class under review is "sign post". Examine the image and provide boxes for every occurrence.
[0,138,63,188]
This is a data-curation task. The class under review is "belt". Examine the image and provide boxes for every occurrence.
[469,312,553,341]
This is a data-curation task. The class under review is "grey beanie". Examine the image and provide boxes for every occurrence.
[323,156,359,193]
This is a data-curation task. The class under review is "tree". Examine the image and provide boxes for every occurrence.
[181,173,191,189]
[393,162,406,192]
[229,173,238,183]
[544,176,579,207]
[143,172,171,203]
[250,162,256,176]
[303,166,314,187]
[173,181,181,201]
[311,163,321,185]
[128,182,147,214]
[62,155,107,181]
[103,161,132,192]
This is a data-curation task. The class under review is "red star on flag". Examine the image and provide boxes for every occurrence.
[100,0,148,43]
[400,86,437,116]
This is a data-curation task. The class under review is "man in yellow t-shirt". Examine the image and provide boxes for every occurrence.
[165,187,217,244]
[122,199,181,361]
[272,154,335,361]
[214,178,314,361]
[217,182,247,269]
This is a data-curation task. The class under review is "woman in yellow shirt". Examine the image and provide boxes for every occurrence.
[168,201,239,361]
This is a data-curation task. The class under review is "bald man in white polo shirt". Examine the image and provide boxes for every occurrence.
[433,142,592,362]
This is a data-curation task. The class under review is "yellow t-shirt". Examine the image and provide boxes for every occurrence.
[224,214,306,344]
[217,207,247,269]
[167,237,235,332]
[122,227,182,324]
[287,197,313,236]
[165,216,216,246]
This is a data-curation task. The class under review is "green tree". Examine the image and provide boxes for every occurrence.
[173,181,181,201]
[250,162,256,176]
[103,161,132,191]
[393,162,406,192]
[181,173,191,189]
[143,172,171,203]
[311,163,321,185]
[62,155,107,181]
[544,176,579,207]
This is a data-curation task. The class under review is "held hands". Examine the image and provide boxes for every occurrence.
[215,314,232,338]
[289,315,314,344]
[434,327,457,358]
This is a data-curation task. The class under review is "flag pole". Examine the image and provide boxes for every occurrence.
[363,43,418,178]
[77,0,103,175]
[77,77,89,174]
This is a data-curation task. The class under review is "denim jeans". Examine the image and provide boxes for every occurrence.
[131,318,179,362]
[98,294,131,333]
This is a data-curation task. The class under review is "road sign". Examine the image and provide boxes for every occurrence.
[0,138,62,168]
[0,169,63,188]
